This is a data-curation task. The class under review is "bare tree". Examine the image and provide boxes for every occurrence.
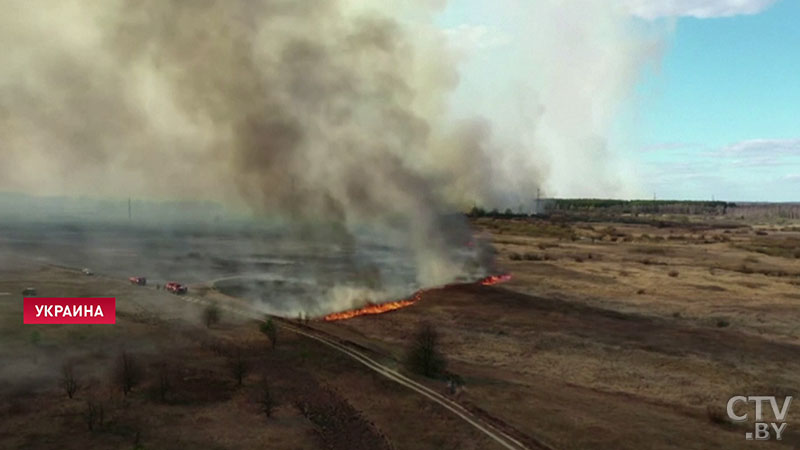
[228,348,248,387]
[203,302,221,328]
[83,400,104,431]
[260,318,277,349]
[405,322,446,378]
[115,351,142,397]
[61,363,79,399]
[258,380,275,418]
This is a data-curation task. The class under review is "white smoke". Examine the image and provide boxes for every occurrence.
[442,0,665,203]
[0,0,667,290]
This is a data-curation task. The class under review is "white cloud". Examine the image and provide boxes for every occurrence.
[442,24,511,53]
[627,0,780,19]
[720,138,800,155]
[709,138,800,168]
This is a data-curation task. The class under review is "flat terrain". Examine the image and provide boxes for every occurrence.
[2,214,800,449]
[0,264,493,450]
[318,216,800,449]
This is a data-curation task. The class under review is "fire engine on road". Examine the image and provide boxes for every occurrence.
[165,282,188,295]
[129,276,147,286]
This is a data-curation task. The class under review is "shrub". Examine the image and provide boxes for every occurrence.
[156,362,172,402]
[523,253,544,261]
[115,351,142,397]
[84,400,104,431]
[405,322,446,378]
[716,319,730,328]
[203,303,221,328]
[61,363,79,399]
[228,349,249,387]
[260,318,278,349]
[668,270,679,278]
[258,380,275,418]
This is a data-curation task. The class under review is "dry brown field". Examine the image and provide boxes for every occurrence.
[2,214,800,449]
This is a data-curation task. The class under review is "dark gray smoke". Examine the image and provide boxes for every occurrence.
[0,0,499,293]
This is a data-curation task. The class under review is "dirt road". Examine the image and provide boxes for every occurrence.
[180,290,549,450]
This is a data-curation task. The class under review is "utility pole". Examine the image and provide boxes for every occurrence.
[535,188,541,214]
[128,197,132,221]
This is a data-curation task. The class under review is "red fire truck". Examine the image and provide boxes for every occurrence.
[129,276,147,286]
[165,282,188,295]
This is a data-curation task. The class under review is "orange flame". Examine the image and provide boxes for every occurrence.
[323,292,423,321]
[322,273,511,321]
[480,273,512,286]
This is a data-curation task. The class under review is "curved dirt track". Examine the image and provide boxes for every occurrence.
[179,291,551,450]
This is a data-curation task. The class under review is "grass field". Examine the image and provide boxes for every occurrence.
[2,213,799,449]
[320,215,800,449]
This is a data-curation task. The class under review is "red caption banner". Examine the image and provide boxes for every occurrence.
[23,298,116,324]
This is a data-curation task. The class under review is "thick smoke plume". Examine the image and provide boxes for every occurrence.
[442,0,662,202]
[0,0,495,288]
[0,0,659,293]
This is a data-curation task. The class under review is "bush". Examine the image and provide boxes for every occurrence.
[115,351,142,397]
[258,380,275,418]
[228,349,249,387]
[203,303,221,328]
[84,400,104,431]
[668,270,679,278]
[61,363,79,399]
[716,319,730,328]
[260,318,278,349]
[405,323,446,378]
[156,362,172,402]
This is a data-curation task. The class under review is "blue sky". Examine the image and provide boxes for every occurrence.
[636,0,800,201]
[437,0,800,201]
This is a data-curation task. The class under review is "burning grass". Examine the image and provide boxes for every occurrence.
[323,274,512,322]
